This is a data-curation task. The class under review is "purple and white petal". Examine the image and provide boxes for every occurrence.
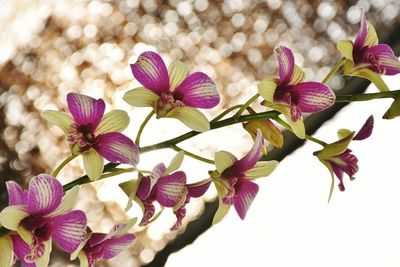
[11,235,37,267]
[187,179,211,198]
[155,171,187,207]
[67,93,105,130]
[27,174,63,215]
[354,115,374,141]
[94,132,139,166]
[232,178,259,220]
[367,44,400,75]
[173,72,219,108]
[130,51,170,95]
[275,46,295,85]
[334,149,359,180]
[99,233,136,260]
[331,164,345,191]
[354,13,367,48]
[137,176,153,201]
[293,82,336,113]
[6,181,26,206]
[139,200,155,226]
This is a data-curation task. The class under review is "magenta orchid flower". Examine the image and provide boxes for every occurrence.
[212,130,278,224]
[171,178,211,230]
[71,219,137,267]
[43,93,139,180]
[337,13,400,92]
[0,174,87,266]
[124,51,220,132]
[314,116,374,200]
[258,46,336,139]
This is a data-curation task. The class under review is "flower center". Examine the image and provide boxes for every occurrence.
[21,215,54,242]
[67,123,96,153]
[156,92,185,118]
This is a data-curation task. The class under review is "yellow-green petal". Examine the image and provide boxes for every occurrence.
[351,68,390,92]
[36,240,52,267]
[165,107,210,132]
[168,60,190,89]
[0,206,28,231]
[212,179,231,225]
[96,110,130,134]
[365,21,378,47]
[289,65,306,85]
[123,87,159,107]
[316,132,355,159]
[17,226,33,245]
[115,217,138,237]
[337,40,354,62]
[71,233,92,261]
[337,128,353,140]
[165,150,184,175]
[214,151,237,174]
[0,235,13,267]
[245,161,278,180]
[82,149,104,181]
[383,97,400,120]
[42,110,73,134]
[78,251,89,267]
[258,78,278,102]
[319,159,335,203]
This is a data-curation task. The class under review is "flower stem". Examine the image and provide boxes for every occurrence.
[234,93,260,119]
[98,167,136,179]
[211,104,243,122]
[335,90,400,102]
[52,154,77,177]
[172,145,214,164]
[135,110,155,146]
[322,57,346,84]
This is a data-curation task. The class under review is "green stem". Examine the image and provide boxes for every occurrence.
[135,110,155,146]
[234,93,260,119]
[322,57,346,84]
[98,167,135,179]
[335,90,400,102]
[141,110,280,153]
[52,154,77,177]
[172,145,214,164]
[211,104,243,122]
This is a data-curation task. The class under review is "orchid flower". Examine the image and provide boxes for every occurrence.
[337,13,400,92]
[121,151,187,227]
[71,219,137,267]
[243,119,284,149]
[258,46,335,139]
[0,174,87,266]
[124,51,220,132]
[43,93,139,180]
[314,116,374,200]
[171,178,211,230]
[212,130,278,224]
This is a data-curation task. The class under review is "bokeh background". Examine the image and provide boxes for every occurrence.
[1,0,400,266]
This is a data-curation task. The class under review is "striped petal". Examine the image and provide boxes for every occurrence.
[42,110,73,134]
[94,132,139,166]
[258,78,278,102]
[243,119,284,148]
[168,60,190,89]
[123,87,159,108]
[165,107,210,132]
[187,179,211,198]
[354,115,374,141]
[52,210,87,253]
[155,171,187,207]
[367,44,400,75]
[130,51,170,95]
[275,46,295,84]
[165,150,184,175]
[354,14,378,48]
[96,110,130,134]
[49,186,80,217]
[0,235,13,267]
[293,82,336,113]
[245,161,278,180]
[99,233,136,260]
[233,129,263,172]
[351,68,390,92]
[173,72,219,108]
[27,174,63,215]
[329,149,359,187]
[290,65,306,85]
[214,151,237,174]
[6,180,26,205]
[35,240,51,267]
[11,235,37,267]
[82,149,104,181]
[67,93,105,130]
[337,40,354,62]
[233,178,259,220]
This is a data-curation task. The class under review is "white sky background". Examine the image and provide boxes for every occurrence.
[166,76,400,266]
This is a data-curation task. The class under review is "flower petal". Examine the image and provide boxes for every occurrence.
[139,199,156,226]
[52,210,87,253]
[0,235,13,267]
[94,132,139,166]
[78,251,90,267]
[314,132,355,159]
[130,51,170,95]
[99,233,136,260]
[367,44,400,75]
[173,72,219,108]
[67,93,105,129]
[35,240,51,267]
[354,115,374,141]
[82,149,104,181]
[96,110,130,135]
[123,87,160,107]
[293,82,336,113]
[165,107,210,132]
[165,151,184,175]
[11,235,36,267]
[337,40,354,61]
[383,97,400,120]
[70,233,91,261]
[330,149,359,182]
[355,14,378,48]
[49,185,80,217]
[243,119,284,148]
[233,178,259,220]
[233,129,263,172]
[27,174,63,215]
[41,110,73,134]
[275,46,295,84]
[214,151,237,174]
[136,163,166,200]
[168,60,190,89]
[155,171,187,207]
[6,180,26,206]
[318,159,335,202]
[245,161,278,180]
[290,65,306,85]
[350,68,390,92]
[258,78,278,102]
[187,179,211,198]
[212,179,231,225]
[267,102,306,139]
